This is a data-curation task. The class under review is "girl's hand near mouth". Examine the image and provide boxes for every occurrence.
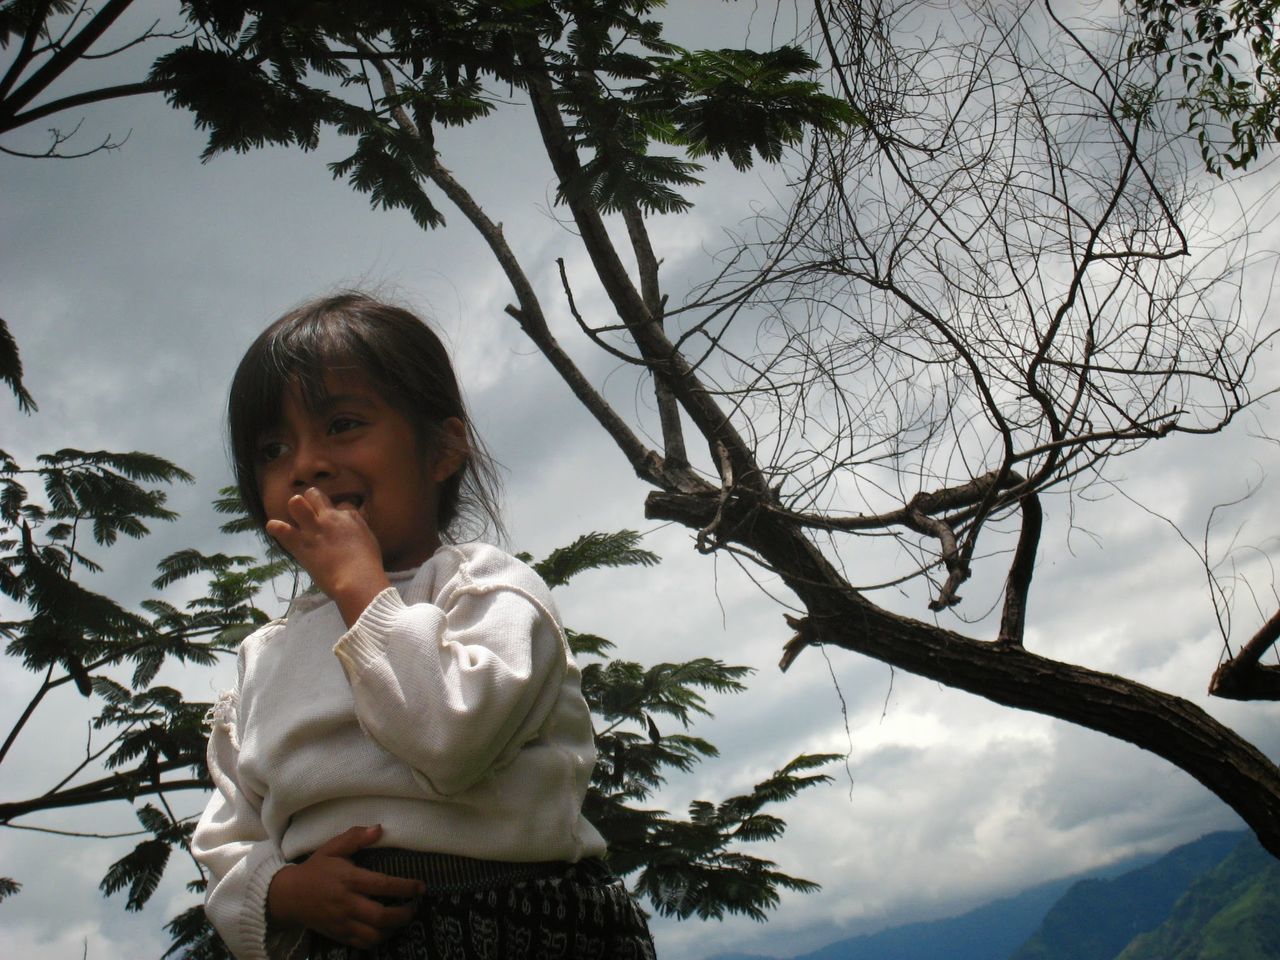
[266,486,391,626]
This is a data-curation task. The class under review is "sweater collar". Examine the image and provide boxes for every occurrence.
[284,563,423,617]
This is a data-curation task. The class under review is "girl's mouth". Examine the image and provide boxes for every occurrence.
[331,493,365,509]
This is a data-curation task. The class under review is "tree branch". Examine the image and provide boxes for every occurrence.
[1210,609,1280,701]
[0,758,206,823]
[516,40,764,493]
[998,492,1042,646]
[0,0,137,125]
[354,45,666,487]
[1,79,165,135]
[646,486,1280,858]
[0,666,53,766]
[623,205,689,471]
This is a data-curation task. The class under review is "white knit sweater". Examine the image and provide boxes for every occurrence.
[192,543,606,960]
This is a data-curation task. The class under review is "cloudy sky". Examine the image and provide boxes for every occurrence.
[3,3,1280,960]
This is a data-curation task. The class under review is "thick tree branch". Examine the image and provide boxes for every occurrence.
[1,79,165,134]
[998,492,1042,646]
[1210,609,1280,701]
[517,41,765,493]
[623,205,689,471]
[646,487,1280,858]
[0,0,136,125]
[0,758,206,823]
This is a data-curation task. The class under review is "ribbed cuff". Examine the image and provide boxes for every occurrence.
[239,848,288,960]
[333,587,406,675]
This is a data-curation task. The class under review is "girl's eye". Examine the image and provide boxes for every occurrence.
[329,416,364,435]
[257,440,288,463]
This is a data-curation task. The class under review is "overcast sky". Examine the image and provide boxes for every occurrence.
[3,4,1280,960]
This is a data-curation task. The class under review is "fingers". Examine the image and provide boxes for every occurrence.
[354,897,417,929]
[349,867,426,901]
[311,827,429,903]
[264,517,294,541]
[314,824,383,858]
[302,486,334,511]
[333,898,416,947]
[287,488,323,525]
[266,488,343,547]
[264,492,318,548]
[320,847,423,948]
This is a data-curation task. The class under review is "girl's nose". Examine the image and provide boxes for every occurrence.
[291,439,335,486]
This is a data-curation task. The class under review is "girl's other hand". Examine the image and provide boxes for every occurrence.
[265,488,390,624]
[266,825,425,948]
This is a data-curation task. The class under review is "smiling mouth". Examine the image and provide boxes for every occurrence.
[331,493,366,510]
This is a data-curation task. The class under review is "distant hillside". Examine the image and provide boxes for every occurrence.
[703,876,1075,960]
[1008,831,1243,960]
[803,878,1078,960]
[707,867,1134,960]
[1114,834,1280,960]
[701,830,1262,960]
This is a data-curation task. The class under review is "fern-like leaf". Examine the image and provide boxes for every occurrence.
[533,530,659,588]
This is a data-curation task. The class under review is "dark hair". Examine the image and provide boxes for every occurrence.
[227,292,503,542]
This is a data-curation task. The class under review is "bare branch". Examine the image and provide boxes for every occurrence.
[0,760,207,824]
[998,492,1042,646]
[517,39,765,493]
[353,38,668,488]
[1211,610,1280,701]
[2,80,164,135]
[623,205,689,471]
[0,0,137,125]
[645,486,1280,855]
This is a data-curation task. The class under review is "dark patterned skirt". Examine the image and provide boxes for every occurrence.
[307,849,656,960]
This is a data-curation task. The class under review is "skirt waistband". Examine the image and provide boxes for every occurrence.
[345,848,612,893]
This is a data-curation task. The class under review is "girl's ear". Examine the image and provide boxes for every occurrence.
[431,417,469,481]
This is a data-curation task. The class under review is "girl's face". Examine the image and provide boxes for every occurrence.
[256,372,463,571]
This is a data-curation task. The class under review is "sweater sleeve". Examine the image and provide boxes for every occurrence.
[332,557,567,797]
[192,652,300,960]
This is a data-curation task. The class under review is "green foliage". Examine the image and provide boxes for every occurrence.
[100,804,194,912]
[1,449,199,686]
[1114,835,1280,960]
[520,528,660,588]
[327,115,447,230]
[0,317,35,413]
[157,1,856,222]
[626,754,834,921]
[0,0,76,47]
[0,445,277,949]
[1128,0,1280,173]
[152,45,341,160]
[163,900,227,960]
[0,876,19,902]
[539,529,836,921]
[638,46,863,170]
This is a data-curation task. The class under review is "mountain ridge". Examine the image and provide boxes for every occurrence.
[1115,833,1280,960]
[701,830,1258,960]
[1009,830,1243,960]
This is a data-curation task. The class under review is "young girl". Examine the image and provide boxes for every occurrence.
[193,293,656,960]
